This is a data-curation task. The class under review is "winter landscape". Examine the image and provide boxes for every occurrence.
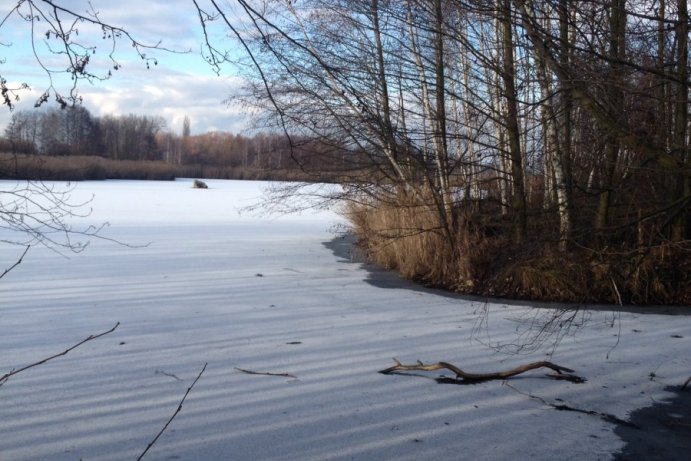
[0,179,689,461]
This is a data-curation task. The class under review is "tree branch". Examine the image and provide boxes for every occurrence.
[137,362,208,461]
[379,358,583,383]
[0,245,29,280]
[0,322,119,386]
[3,0,184,108]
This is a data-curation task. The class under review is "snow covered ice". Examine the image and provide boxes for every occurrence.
[1,179,689,460]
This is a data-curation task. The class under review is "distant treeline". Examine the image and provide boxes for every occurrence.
[0,106,343,181]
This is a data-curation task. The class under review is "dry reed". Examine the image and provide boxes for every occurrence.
[346,193,690,305]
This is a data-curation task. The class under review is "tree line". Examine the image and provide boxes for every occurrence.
[0,106,329,172]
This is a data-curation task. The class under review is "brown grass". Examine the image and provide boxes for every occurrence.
[346,194,690,306]
[345,191,486,291]
[0,153,330,182]
[0,153,178,181]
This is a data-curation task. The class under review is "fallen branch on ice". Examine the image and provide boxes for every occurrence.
[379,358,584,383]
[235,367,297,379]
[137,362,208,461]
[155,370,183,382]
[0,322,120,387]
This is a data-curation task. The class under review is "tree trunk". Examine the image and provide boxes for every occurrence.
[671,0,689,241]
[405,0,456,248]
[371,0,398,167]
[556,0,574,249]
[594,0,626,232]
[535,0,573,250]
[433,0,456,242]
[500,0,527,244]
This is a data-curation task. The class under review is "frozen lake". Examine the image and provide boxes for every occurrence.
[1,179,689,460]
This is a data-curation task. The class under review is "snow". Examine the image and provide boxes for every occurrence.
[0,178,689,461]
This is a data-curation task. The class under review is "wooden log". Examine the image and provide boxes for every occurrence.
[379,358,581,382]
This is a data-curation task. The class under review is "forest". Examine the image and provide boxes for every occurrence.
[201,0,690,305]
[0,107,331,180]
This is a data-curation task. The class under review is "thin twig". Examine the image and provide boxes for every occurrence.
[0,322,120,386]
[0,245,29,280]
[137,362,208,461]
[235,367,297,379]
[606,277,623,360]
[155,370,183,382]
[610,277,623,306]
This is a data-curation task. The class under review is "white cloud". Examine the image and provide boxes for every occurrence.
[80,67,250,134]
[0,0,254,136]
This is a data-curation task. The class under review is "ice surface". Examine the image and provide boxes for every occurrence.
[0,179,689,461]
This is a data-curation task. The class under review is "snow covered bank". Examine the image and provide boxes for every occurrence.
[1,179,689,460]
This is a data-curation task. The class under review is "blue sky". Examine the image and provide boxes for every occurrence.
[0,0,250,135]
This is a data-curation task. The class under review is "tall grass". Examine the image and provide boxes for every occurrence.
[346,193,690,305]
[0,153,325,182]
[345,191,485,291]
[0,153,178,181]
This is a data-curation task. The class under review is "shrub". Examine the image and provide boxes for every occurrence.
[345,192,690,305]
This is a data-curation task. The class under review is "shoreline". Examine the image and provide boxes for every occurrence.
[325,233,691,459]
[323,234,691,315]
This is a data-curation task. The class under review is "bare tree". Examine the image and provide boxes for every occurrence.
[498,0,528,244]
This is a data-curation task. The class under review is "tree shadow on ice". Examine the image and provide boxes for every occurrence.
[613,386,691,461]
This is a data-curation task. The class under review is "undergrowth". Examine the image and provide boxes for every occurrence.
[346,196,690,306]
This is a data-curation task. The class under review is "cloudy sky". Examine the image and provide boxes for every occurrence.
[0,0,251,135]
